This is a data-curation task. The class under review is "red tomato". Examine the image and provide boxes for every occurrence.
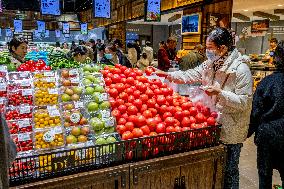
[113,68,122,74]
[166,95,173,104]
[146,118,157,131]
[143,110,153,119]
[163,112,173,120]
[122,131,134,140]
[156,95,166,106]
[115,83,125,93]
[207,117,216,126]
[109,88,119,98]
[125,122,135,131]
[140,126,151,135]
[159,105,168,115]
[132,128,143,138]
[117,125,127,135]
[133,99,143,110]
[124,69,132,76]
[181,117,191,127]
[119,92,129,101]
[195,113,206,123]
[125,88,134,95]
[189,116,196,124]
[175,126,182,132]
[181,102,193,110]
[128,106,138,115]
[182,127,190,131]
[136,115,146,127]
[167,106,176,115]
[133,90,141,98]
[140,94,149,103]
[112,74,121,83]
[106,73,114,79]
[156,123,166,133]
[136,82,147,93]
[164,117,175,127]
[120,66,127,73]
[116,99,125,107]
[147,98,156,108]
[210,111,218,119]
[126,77,135,85]
[149,132,158,136]
[152,79,162,87]
[201,106,211,117]
[174,111,183,121]
[129,72,137,78]
[128,115,137,123]
[166,126,175,133]
[111,109,121,119]
[121,113,129,120]
[195,102,204,111]
[135,69,144,76]
[104,78,112,86]
[167,87,174,95]
[118,105,127,114]
[115,64,122,69]
[120,77,126,84]
[118,118,127,125]
[145,67,155,76]
[145,89,154,98]
[128,95,135,103]
[137,76,148,83]
[148,108,157,116]
[189,107,198,116]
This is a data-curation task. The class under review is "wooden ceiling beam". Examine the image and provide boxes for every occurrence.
[233,13,250,21]
[168,14,182,22]
[274,9,284,15]
[253,11,280,21]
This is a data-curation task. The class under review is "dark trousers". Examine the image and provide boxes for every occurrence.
[223,144,243,189]
[257,145,284,189]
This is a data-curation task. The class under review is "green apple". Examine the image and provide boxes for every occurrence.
[87,102,99,112]
[93,65,101,72]
[95,137,107,145]
[83,64,92,72]
[94,85,104,93]
[90,117,104,131]
[100,101,110,110]
[85,86,95,95]
[105,127,115,133]
[86,75,96,82]
[93,78,101,84]
[106,136,117,143]
[92,92,100,103]
[73,86,83,95]
[83,78,92,86]
[61,94,71,102]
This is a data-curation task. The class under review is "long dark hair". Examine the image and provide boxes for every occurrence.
[207,27,234,52]
[274,41,284,71]
[8,37,27,53]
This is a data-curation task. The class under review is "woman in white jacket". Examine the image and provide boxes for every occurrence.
[155,27,253,189]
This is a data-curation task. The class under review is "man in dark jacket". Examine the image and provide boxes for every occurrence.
[158,37,177,71]
[133,39,142,61]
[0,115,17,188]
[248,41,284,189]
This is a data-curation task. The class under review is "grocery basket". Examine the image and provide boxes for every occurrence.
[9,125,221,187]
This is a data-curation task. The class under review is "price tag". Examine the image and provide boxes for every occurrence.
[70,77,80,83]
[43,130,55,142]
[45,77,56,83]
[70,112,80,124]
[18,119,30,128]
[18,133,31,142]
[19,106,30,114]
[0,98,5,104]
[21,80,31,87]
[101,110,111,120]
[47,105,57,111]
[19,72,29,78]
[0,66,7,72]
[75,101,84,108]
[101,93,108,101]
[48,88,58,94]
[69,69,79,76]
[22,89,33,96]
[53,127,63,134]
[0,83,6,91]
[44,71,54,77]
[105,117,115,127]
[48,109,60,117]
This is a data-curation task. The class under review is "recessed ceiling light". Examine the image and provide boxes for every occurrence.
[278,4,283,7]
[244,9,249,12]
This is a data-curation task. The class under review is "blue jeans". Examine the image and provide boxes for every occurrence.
[223,144,243,189]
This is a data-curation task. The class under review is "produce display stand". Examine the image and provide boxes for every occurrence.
[9,126,224,188]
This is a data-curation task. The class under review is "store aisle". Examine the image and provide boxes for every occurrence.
[239,136,282,189]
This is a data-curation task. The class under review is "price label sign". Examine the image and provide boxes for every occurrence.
[18,119,30,128]
[19,72,29,78]
[45,77,56,83]
[0,83,6,91]
[105,117,115,127]
[21,80,31,87]
[41,0,61,16]
[43,71,54,77]
[0,98,5,104]
[53,126,63,134]
[14,20,23,33]
[69,69,78,76]
[48,88,58,95]
[70,113,80,124]
[19,106,31,114]
[37,21,46,33]
[55,29,61,38]
[5,29,12,37]
[70,77,79,84]
[81,23,88,35]
[18,133,31,142]
[22,89,33,96]
[43,130,55,142]
[100,110,111,120]
[48,109,60,117]
[62,22,70,34]
[75,101,84,109]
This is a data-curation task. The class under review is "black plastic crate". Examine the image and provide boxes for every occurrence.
[9,125,221,187]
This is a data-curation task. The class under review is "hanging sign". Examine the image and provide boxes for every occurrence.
[55,29,61,37]
[145,0,161,22]
[41,0,61,16]
[62,22,70,34]
[6,29,12,37]
[37,21,46,33]
[94,0,111,18]
[14,20,23,33]
[81,23,88,34]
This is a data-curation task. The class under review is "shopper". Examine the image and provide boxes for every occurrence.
[133,39,142,61]
[0,116,17,188]
[158,38,176,71]
[143,41,154,64]
[113,39,131,67]
[62,42,69,50]
[70,41,76,51]
[165,36,177,61]
[179,44,206,71]
[72,46,88,63]
[137,52,150,71]
[263,38,278,64]
[248,41,284,189]
[155,27,253,189]
[127,43,137,68]
[88,39,97,62]
[8,37,28,68]
[98,46,115,66]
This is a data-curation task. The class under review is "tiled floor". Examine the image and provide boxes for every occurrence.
[239,136,282,188]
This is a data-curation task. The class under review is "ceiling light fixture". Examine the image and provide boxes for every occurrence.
[244,9,249,12]
[278,4,283,7]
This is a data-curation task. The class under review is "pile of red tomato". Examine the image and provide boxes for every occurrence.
[17,60,51,72]
[102,65,218,141]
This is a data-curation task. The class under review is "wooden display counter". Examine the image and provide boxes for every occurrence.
[12,145,226,189]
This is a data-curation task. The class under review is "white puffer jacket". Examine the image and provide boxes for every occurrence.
[169,49,253,144]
